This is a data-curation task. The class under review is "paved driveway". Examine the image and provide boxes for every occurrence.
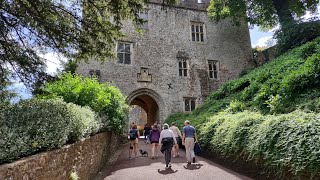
[95,140,252,180]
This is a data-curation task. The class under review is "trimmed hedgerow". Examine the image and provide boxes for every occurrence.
[0,98,101,164]
[39,73,128,132]
[198,111,320,178]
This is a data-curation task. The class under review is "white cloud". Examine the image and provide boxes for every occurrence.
[253,36,274,47]
[302,6,320,20]
[39,52,67,75]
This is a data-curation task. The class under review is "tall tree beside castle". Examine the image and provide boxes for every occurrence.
[0,0,178,91]
[208,0,319,31]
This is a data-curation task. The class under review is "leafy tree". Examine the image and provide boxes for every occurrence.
[208,0,319,31]
[0,71,15,104]
[0,0,177,89]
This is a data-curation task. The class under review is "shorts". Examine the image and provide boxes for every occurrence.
[175,137,180,144]
[131,139,138,144]
[151,141,159,144]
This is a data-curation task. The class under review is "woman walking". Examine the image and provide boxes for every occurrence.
[149,123,161,159]
[159,123,177,169]
[170,122,182,157]
[128,125,140,159]
[143,123,151,144]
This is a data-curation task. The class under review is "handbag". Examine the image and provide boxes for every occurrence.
[194,142,201,155]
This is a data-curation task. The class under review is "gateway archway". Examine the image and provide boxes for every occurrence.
[127,89,164,127]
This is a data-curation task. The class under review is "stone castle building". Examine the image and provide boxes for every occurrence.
[77,0,254,125]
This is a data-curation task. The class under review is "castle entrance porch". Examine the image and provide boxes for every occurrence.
[129,95,159,127]
[127,88,164,132]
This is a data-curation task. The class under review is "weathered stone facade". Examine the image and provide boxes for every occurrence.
[0,132,120,180]
[77,0,254,124]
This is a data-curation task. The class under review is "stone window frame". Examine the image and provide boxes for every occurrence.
[178,59,189,77]
[184,97,196,112]
[190,22,205,43]
[117,42,133,65]
[138,9,149,30]
[208,60,220,80]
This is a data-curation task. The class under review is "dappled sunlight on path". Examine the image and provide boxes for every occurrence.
[96,139,252,180]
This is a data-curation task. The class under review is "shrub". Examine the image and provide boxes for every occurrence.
[248,112,320,177]
[39,73,128,132]
[265,94,283,114]
[67,103,102,142]
[0,98,101,164]
[225,100,245,113]
[199,111,320,179]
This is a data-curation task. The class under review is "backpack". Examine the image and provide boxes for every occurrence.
[129,129,137,140]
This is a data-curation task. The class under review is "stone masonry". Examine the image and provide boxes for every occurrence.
[0,132,120,180]
[77,0,254,124]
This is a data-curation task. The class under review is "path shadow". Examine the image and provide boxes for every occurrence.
[183,163,203,170]
[158,168,178,175]
[96,139,252,180]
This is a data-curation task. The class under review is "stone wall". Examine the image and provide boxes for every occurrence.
[77,2,254,123]
[254,46,277,66]
[0,132,120,180]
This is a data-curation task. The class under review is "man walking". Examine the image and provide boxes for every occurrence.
[182,120,198,165]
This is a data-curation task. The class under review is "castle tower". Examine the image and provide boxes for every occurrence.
[77,0,254,125]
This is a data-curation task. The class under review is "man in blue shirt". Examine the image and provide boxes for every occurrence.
[182,120,198,165]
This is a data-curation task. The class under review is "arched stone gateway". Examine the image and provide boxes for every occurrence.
[127,88,165,125]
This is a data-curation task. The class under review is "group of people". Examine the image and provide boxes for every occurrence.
[128,120,198,169]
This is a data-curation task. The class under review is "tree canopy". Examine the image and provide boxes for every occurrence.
[208,0,319,29]
[0,0,177,90]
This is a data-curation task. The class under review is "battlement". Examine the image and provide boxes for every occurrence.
[149,0,210,11]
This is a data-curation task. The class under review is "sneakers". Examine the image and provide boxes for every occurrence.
[193,157,196,163]
[187,161,191,165]
[168,163,172,168]
[165,163,172,169]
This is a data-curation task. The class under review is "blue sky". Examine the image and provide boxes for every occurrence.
[250,26,274,47]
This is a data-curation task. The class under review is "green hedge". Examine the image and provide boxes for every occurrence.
[166,38,320,179]
[39,73,128,132]
[196,37,320,115]
[0,98,101,164]
[199,111,320,179]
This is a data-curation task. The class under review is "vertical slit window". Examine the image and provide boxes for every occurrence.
[178,60,188,77]
[117,42,132,64]
[208,60,219,79]
[139,9,149,29]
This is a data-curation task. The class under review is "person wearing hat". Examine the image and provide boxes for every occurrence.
[159,123,177,169]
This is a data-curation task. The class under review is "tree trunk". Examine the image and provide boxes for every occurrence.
[272,0,296,29]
